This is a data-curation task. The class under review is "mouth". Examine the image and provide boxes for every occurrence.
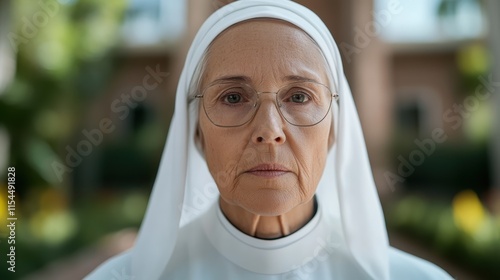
[245,163,291,178]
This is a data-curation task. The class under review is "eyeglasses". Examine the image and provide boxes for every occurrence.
[194,81,338,127]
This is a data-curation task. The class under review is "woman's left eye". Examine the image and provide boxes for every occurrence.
[289,92,310,103]
[224,93,242,103]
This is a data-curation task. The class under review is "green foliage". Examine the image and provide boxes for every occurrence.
[0,190,148,279]
[0,0,126,186]
[0,1,128,275]
[386,195,500,280]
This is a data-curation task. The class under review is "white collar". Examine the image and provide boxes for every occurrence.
[202,200,334,274]
[132,1,390,278]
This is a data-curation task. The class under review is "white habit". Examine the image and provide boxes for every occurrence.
[88,201,452,279]
[86,1,455,279]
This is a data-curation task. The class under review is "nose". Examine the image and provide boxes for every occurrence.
[251,96,286,145]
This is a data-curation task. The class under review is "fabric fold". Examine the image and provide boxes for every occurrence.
[131,1,389,279]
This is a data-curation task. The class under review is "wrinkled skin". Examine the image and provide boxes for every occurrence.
[197,19,334,238]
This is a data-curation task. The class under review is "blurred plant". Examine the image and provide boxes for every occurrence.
[387,194,500,280]
[0,0,126,187]
[0,186,7,234]
[452,189,486,235]
[0,189,148,279]
[0,0,127,277]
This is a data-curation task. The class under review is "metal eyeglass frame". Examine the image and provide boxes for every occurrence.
[193,81,339,128]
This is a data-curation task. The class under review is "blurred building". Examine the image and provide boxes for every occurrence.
[295,0,494,197]
[8,0,497,279]
[73,0,498,199]
[73,0,185,193]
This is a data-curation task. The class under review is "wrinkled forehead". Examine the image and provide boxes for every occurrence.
[200,18,332,88]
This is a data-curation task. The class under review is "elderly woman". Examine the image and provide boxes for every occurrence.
[86,1,453,279]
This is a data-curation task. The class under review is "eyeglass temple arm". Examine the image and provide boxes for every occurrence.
[192,93,338,101]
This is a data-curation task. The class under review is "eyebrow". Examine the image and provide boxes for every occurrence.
[210,75,251,85]
[208,75,320,85]
[283,75,319,83]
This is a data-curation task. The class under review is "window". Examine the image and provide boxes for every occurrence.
[375,0,486,43]
[121,0,186,47]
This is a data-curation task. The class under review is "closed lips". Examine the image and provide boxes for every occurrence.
[247,164,290,172]
[245,164,292,178]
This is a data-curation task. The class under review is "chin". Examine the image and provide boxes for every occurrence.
[239,189,299,216]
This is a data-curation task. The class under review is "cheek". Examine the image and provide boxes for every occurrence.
[293,125,330,193]
[202,127,245,194]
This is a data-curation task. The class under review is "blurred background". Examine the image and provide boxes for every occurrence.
[0,0,498,279]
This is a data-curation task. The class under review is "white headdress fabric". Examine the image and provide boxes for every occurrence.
[132,0,389,279]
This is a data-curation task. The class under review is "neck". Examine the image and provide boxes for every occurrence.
[219,197,316,239]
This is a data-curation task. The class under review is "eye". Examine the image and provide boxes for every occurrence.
[219,87,250,105]
[224,93,242,104]
[288,92,310,103]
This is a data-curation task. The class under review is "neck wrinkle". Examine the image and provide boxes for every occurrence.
[278,215,290,236]
[219,196,315,240]
[250,215,260,236]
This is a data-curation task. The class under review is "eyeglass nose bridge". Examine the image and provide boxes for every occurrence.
[246,91,285,126]
[254,91,283,108]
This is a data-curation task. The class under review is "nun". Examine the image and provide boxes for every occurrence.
[86,0,453,279]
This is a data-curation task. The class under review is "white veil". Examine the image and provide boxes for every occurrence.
[131,0,389,279]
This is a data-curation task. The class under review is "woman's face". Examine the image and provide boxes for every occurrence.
[198,19,333,216]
